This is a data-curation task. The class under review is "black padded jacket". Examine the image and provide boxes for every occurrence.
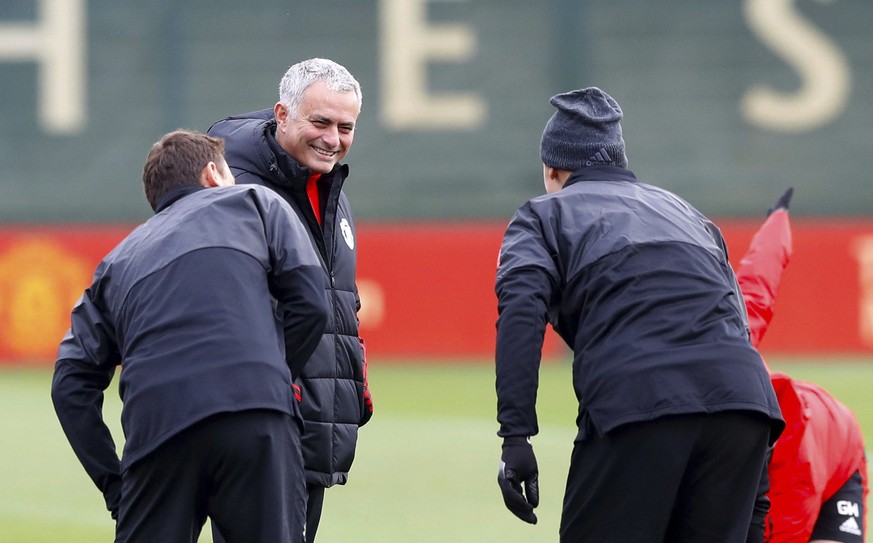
[209,110,372,487]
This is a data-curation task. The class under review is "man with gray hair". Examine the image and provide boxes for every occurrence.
[208,58,372,543]
[494,87,785,541]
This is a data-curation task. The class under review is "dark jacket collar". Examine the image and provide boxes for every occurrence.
[564,165,638,189]
[265,124,308,184]
[265,126,349,189]
[154,184,205,213]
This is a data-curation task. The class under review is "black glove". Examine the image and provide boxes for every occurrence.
[767,187,794,216]
[498,436,539,524]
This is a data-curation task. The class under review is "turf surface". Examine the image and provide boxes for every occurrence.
[1,357,870,542]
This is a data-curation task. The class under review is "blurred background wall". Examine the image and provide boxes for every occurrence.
[1,0,872,361]
[2,0,872,222]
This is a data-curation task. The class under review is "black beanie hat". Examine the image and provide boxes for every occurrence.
[540,87,628,170]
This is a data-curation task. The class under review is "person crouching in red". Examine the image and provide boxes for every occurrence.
[736,188,868,543]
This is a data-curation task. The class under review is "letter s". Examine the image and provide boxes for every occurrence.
[742,0,851,133]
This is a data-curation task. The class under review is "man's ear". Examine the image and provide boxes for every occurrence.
[543,165,571,194]
[545,166,559,182]
[199,162,221,187]
[274,102,287,131]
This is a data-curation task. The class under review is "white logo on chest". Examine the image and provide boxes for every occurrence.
[340,218,354,250]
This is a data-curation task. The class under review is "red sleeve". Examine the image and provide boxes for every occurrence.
[735,210,792,349]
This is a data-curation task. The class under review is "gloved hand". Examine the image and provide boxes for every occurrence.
[498,436,539,524]
[767,187,794,216]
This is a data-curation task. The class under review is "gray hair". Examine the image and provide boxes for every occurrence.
[278,58,362,118]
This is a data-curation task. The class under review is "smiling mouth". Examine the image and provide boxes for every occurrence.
[312,146,337,159]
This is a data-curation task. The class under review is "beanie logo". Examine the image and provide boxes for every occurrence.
[589,149,613,164]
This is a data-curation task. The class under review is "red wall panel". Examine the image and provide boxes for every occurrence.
[354,222,564,359]
[2,219,872,365]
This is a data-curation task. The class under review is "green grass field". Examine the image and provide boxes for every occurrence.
[2,357,870,542]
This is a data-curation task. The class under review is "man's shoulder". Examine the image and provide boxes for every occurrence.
[222,185,302,222]
[207,109,274,157]
[211,184,286,205]
[153,185,284,220]
[224,108,274,122]
[207,108,274,135]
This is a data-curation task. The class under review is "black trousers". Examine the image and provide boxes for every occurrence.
[304,483,326,543]
[559,411,772,543]
[213,482,326,543]
[115,409,305,543]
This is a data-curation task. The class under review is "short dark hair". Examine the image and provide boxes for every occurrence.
[142,130,226,211]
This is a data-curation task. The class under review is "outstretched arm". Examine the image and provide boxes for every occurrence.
[735,188,794,349]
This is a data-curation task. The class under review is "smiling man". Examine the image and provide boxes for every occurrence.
[208,58,373,543]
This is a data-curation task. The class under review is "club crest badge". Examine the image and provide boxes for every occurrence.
[340,218,354,250]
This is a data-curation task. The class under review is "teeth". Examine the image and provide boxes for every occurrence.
[313,147,336,157]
